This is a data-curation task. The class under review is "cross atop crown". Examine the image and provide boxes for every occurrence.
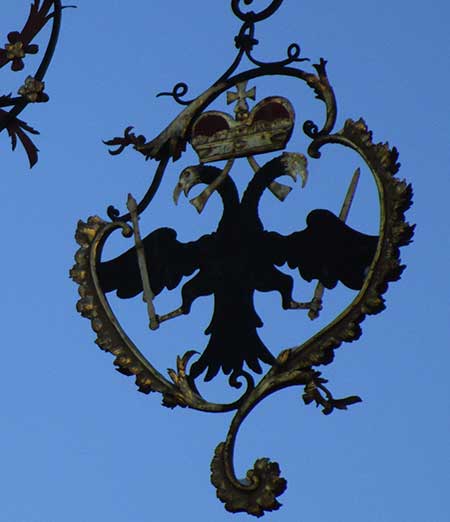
[226,81,256,122]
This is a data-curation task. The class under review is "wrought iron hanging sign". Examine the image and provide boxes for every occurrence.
[71,0,414,516]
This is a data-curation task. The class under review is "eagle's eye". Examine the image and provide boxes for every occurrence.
[182,168,194,182]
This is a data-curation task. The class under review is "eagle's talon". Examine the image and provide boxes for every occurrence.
[149,316,160,331]
[288,300,314,310]
[308,297,323,320]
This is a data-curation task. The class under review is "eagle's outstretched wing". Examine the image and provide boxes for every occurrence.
[97,227,214,298]
[267,209,378,290]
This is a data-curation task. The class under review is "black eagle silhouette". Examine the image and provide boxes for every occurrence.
[98,154,378,382]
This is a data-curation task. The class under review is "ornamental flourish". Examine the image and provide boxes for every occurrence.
[1,1,70,167]
[71,1,414,516]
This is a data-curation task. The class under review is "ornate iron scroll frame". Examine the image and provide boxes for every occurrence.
[0,1,69,167]
[71,0,414,516]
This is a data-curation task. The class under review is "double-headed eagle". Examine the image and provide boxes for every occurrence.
[98,153,377,382]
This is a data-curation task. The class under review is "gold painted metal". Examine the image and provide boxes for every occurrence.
[6,41,25,60]
[191,94,294,163]
[1,1,66,168]
[226,80,256,121]
[71,117,413,516]
[17,76,46,102]
[71,1,414,516]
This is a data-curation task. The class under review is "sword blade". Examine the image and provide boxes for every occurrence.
[308,168,361,320]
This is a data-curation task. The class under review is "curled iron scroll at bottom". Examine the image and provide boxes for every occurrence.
[211,442,286,517]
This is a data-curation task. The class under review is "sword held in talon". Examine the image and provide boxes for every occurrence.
[308,167,361,320]
[127,193,160,330]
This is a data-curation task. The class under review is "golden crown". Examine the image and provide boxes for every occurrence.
[190,83,294,163]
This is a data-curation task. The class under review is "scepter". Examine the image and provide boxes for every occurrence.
[127,193,159,330]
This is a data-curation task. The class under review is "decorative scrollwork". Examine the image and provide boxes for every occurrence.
[224,4,308,80]
[71,216,178,399]
[303,119,319,138]
[302,371,362,415]
[104,126,147,156]
[70,216,258,413]
[278,118,414,373]
[0,1,72,167]
[72,121,414,510]
[231,0,284,23]
[105,60,336,175]
[72,2,414,517]
[211,442,287,517]
[208,362,365,516]
[105,157,169,222]
[201,118,413,516]
[156,82,194,106]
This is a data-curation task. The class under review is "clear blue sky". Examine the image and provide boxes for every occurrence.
[2,2,449,521]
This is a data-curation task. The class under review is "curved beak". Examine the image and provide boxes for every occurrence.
[281,152,308,188]
[173,166,202,205]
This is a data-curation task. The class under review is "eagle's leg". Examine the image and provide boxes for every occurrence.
[289,299,320,311]
[157,273,213,325]
[158,307,184,324]
[255,266,315,310]
[181,272,214,313]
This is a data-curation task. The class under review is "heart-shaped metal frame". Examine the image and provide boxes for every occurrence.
[71,1,414,516]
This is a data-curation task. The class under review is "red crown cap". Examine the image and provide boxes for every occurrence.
[190,96,295,163]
